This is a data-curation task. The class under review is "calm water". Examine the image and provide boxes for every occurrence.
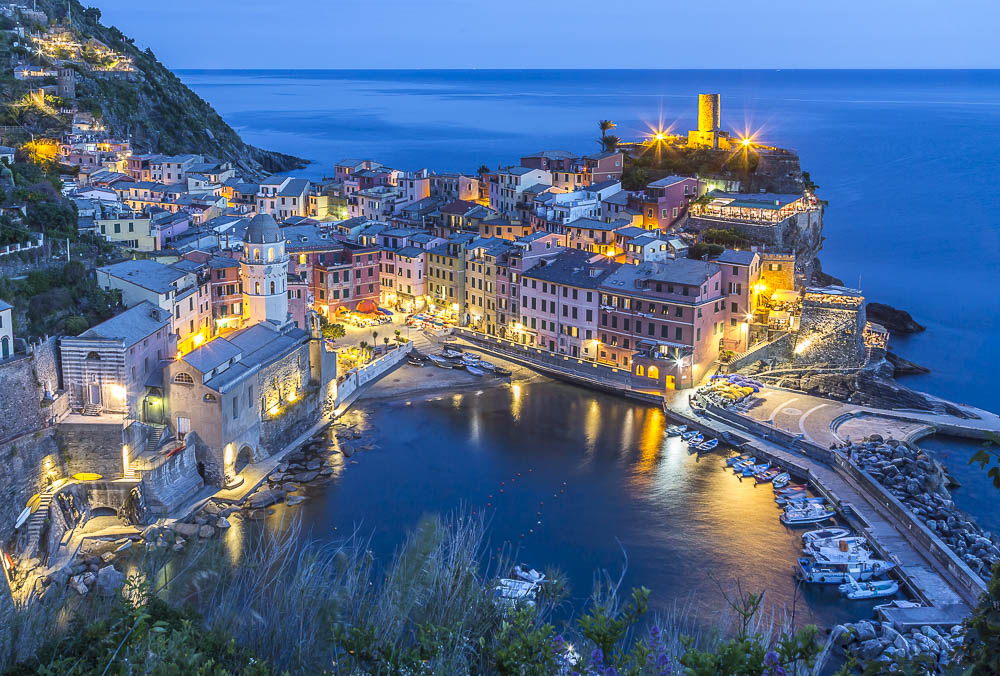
[179,69,1000,622]
[222,380,876,628]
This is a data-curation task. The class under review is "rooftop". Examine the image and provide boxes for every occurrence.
[523,249,618,289]
[601,258,721,292]
[73,302,170,347]
[99,259,188,294]
[715,249,758,266]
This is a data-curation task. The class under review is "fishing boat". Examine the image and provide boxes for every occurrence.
[804,536,868,557]
[771,473,791,488]
[681,430,701,441]
[732,457,758,472]
[802,528,851,545]
[428,355,453,368]
[775,484,809,495]
[477,361,496,372]
[781,505,835,525]
[493,366,512,377]
[755,468,780,483]
[775,491,809,505]
[666,425,688,437]
[442,348,463,359]
[725,453,750,466]
[466,365,485,377]
[839,577,900,600]
[741,462,770,477]
[696,438,719,452]
[796,555,895,584]
[406,356,425,366]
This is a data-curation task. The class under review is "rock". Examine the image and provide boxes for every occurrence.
[69,575,89,595]
[100,552,116,564]
[249,489,284,509]
[141,524,161,540]
[174,537,185,546]
[172,522,200,538]
[47,570,69,587]
[282,483,300,493]
[342,445,355,458]
[854,620,878,643]
[198,525,215,538]
[831,624,852,648]
[886,351,931,375]
[172,542,184,551]
[287,495,306,506]
[82,572,97,587]
[215,517,231,529]
[203,502,221,516]
[306,459,322,471]
[868,303,925,334]
[96,566,126,595]
[249,509,267,520]
[856,639,884,661]
[278,462,288,473]
[320,466,335,475]
[289,471,319,483]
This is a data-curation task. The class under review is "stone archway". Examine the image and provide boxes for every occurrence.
[234,445,254,474]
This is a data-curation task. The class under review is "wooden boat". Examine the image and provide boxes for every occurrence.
[781,505,835,526]
[741,462,770,477]
[725,453,750,466]
[696,438,719,452]
[666,425,688,437]
[775,484,809,495]
[681,430,701,441]
[493,367,512,377]
[15,506,31,529]
[755,468,780,483]
[771,473,791,488]
[406,357,425,367]
[466,365,485,377]
[428,355,453,368]
[732,457,758,472]
[477,361,496,371]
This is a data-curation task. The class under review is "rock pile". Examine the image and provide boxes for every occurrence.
[833,620,962,669]
[43,542,131,597]
[845,438,1000,577]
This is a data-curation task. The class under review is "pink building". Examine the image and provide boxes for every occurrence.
[636,176,699,230]
[518,249,617,358]
[714,249,762,352]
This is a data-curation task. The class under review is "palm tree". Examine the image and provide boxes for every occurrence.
[383,337,390,351]
[598,120,616,147]
[372,330,378,351]
[359,340,369,361]
[601,134,621,153]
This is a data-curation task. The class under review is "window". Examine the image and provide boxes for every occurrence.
[204,393,217,402]
[233,396,238,419]
[174,372,194,384]
[675,327,682,341]
[254,282,260,294]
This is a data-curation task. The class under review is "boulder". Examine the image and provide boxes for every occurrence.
[287,495,307,506]
[248,509,267,520]
[854,621,878,643]
[172,522,200,538]
[289,471,319,483]
[198,525,215,538]
[249,489,284,509]
[96,566,126,595]
[100,552,116,564]
[203,502,221,516]
[306,459,322,471]
[69,575,89,595]
[855,639,884,661]
[216,517,231,529]
[831,624,852,648]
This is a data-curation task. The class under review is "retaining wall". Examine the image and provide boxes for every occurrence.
[57,421,124,479]
[723,332,793,373]
[335,343,412,408]
[0,428,65,547]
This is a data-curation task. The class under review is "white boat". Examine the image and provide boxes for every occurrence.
[461,353,480,364]
[802,527,851,545]
[696,439,719,452]
[796,556,895,584]
[666,425,688,437]
[781,505,835,525]
[14,506,31,529]
[782,495,825,506]
[771,473,791,488]
[478,361,496,371]
[681,430,700,441]
[466,365,485,377]
[839,577,900,600]
[741,462,770,477]
[495,578,538,607]
[442,348,463,358]
[804,536,867,556]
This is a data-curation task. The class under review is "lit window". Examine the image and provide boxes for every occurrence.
[173,372,194,384]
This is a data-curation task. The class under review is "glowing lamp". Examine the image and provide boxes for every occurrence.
[110,384,126,399]
[193,333,205,346]
[741,138,751,147]
[224,443,234,466]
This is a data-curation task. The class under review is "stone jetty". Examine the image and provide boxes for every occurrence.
[832,619,963,670]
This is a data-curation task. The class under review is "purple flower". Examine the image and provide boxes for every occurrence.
[763,650,788,676]
[589,648,606,670]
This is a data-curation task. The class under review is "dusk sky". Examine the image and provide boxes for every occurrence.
[90,0,997,70]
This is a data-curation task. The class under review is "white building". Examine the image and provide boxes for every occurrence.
[241,213,289,327]
[0,299,12,360]
[489,166,551,217]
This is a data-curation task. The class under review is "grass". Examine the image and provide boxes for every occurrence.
[0,509,823,674]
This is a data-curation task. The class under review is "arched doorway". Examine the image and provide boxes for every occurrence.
[0,335,8,359]
[647,365,659,380]
[235,445,253,474]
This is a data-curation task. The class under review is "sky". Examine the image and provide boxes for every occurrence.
[89,0,998,70]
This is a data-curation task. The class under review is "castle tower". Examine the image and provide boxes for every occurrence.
[57,68,75,99]
[697,93,720,149]
[241,214,288,327]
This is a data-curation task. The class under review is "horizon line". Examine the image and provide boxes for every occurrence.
[172,67,1000,72]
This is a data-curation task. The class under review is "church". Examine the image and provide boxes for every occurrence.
[163,214,337,487]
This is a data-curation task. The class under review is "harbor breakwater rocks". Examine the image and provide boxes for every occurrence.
[845,438,1000,577]
[832,619,962,670]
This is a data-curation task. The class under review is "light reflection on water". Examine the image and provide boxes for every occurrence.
[220,380,877,629]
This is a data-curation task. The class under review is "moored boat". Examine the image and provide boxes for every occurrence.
[802,527,851,545]
[771,473,791,488]
[681,430,700,441]
[666,425,688,437]
[466,365,485,377]
[755,468,780,483]
[428,355,453,368]
[796,555,895,584]
[493,366,512,377]
[741,462,770,477]
[839,577,900,600]
[781,505,835,525]
[725,453,750,466]
[696,438,719,452]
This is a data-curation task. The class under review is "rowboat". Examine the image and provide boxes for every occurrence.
[428,355,453,368]
[741,462,770,477]
[775,484,809,495]
[732,457,757,472]
[696,439,719,452]
[666,425,688,437]
[466,365,485,377]
[15,506,31,529]
[406,357,425,367]
[725,453,750,466]
[755,468,780,483]
[781,505,835,525]
[680,430,701,441]
[493,367,512,377]
[771,473,791,488]
[477,361,496,372]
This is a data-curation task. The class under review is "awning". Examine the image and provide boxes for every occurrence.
[378,307,394,316]
[770,289,800,303]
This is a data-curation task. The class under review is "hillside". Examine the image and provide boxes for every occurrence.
[0,0,304,173]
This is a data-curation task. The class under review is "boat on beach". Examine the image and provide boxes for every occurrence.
[493,366,513,377]
[465,365,485,377]
[428,355,454,368]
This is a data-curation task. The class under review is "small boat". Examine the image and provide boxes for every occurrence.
[494,367,512,377]
[797,556,895,584]
[681,430,701,441]
[514,565,545,584]
[732,457,758,472]
[839,577,900,600]
[461,353,480,364]
[782,495,825,506]
[406,357,425,367]
[428,355,453,369]
[805,536,868,556]
[802,528,851,545]
[725,453,750,466]
[775,484,809,495]
[755,468,780,483]
[466,365,485,377]
[741,462,770,477]
[15,506,31,529]
[771,473,791,488]
[477,361,496,372]
[696,439,719,452]
[442,348,463,358]
[666,425,688,437]
[781,505,835,525]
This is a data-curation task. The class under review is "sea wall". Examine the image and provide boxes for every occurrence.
[335,343,413,408]
[723,332,793,373]
[57,421,124,479]
[0,429,65,548]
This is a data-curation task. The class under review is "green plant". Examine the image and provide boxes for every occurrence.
[492,606,559,675]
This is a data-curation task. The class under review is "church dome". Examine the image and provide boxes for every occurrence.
[245,213,281,244]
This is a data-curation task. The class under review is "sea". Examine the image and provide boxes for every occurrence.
[177,69,1000,624]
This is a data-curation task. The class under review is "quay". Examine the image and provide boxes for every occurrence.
[453,331,989,631]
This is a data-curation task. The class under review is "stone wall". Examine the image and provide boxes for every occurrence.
[759,253,796,291]
[0,429,65,547]
[0,351,52,445]
[794,301,866,367]
[57,421,124,479]
[724,331,793,373]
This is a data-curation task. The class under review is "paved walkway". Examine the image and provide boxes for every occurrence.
[741,387,1000,447]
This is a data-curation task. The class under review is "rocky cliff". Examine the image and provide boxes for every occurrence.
[9,1,304,173]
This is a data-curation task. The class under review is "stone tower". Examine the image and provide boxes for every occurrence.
[57,67,75,99]
[241,214,288,327]
[697,93,720,149]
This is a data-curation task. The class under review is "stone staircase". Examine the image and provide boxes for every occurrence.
[145,424,167,454]
[22,490,55,558]
[82,403,102,416]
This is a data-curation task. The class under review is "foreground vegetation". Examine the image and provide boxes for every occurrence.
[2,512,827,675]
